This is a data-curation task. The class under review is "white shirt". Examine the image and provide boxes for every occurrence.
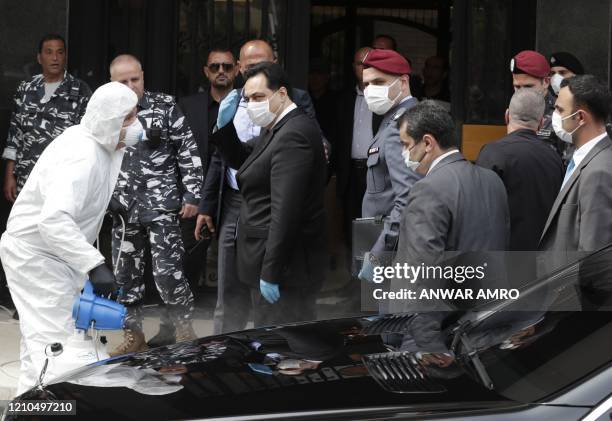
[398,95,414,105]
[569,132,607,170]
[42,81,61,103]
[272,103,297,128]
[561,131,607,189]
[351,86,373,159]
[427,149,460,175]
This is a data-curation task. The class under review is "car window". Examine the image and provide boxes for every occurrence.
[460,245,612,402]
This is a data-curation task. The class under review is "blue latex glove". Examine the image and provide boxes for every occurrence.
[260,279,280,304]
[358,252,378,283]
[216,89,241,129]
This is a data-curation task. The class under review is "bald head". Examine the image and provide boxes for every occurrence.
[507,88,545,131]
[353,46,372,88]
[238,40,276,75]
[110,54,145,99]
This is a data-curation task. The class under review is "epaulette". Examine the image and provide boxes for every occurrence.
[392,107,407,121]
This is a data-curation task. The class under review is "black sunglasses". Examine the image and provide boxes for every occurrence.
[207,62,234,72]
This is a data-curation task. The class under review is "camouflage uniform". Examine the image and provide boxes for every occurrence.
[2,72,91,191]
[112,90,203,331]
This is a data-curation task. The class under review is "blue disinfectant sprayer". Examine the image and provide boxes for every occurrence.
[37,281,127,389]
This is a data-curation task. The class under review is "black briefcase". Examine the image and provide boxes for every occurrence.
[351,216,386,276]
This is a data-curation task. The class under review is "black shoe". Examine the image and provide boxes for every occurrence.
[147,324,176,348]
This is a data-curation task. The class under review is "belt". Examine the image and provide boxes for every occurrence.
[351,159,368,169]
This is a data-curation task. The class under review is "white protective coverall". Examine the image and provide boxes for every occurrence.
[0,82,137,394]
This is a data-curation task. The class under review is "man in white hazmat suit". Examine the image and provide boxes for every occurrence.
[0,81,140,395]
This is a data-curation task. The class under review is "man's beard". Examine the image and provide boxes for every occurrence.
[212,78,231,89]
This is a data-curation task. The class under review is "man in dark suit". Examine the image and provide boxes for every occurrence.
[335,46,384,258]
[179,48,238,176]
[477,88,563,251]
[211,62,327,327]
[391,101,509,316]
[539,75,612,269]
[195,40,323,333]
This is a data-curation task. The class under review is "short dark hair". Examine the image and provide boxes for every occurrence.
[561,74,611,122]
[400,100,457,149]
[38,34,66,53]
[243,61,293,100]
[373,34,397,51]
[207,46,235,61]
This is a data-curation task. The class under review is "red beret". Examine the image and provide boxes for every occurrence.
[510,50,550,79]
[363,49,411,75]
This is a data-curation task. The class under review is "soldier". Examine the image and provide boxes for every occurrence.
[3,34,91,201]
[510,50,569,161]
[356,49,421,285]
[108,54,203,355]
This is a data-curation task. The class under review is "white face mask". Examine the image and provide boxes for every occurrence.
[401,146,420,171]
[364,78,401,115]
[551,73,564,95]
[121,118,144,147]
[247,91,280,127]
[552,110,581,144]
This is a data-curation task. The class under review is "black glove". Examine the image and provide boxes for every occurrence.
[108,197,127,220]
[88,264,117,297]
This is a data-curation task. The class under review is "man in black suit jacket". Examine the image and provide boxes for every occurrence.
[195,40,324,333]
[211,62,327,327]
[476,88,563,251]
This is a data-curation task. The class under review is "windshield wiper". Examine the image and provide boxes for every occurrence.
[450,321,494,390]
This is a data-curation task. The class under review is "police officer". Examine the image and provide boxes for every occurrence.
[357,49,420,283]
[108,54,203,355]
[548,52,585,163]
[509,50,567,159]
[3,34,91,201]
[549,52,584,94]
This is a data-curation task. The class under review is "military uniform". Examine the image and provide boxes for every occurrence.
[537,91,573,164]
[112,90,203,332]
[362,97,421,259]
[3,72,91,191]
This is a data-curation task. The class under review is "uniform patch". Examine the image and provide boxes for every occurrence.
[368,147,379,155]
[392,107,407,121]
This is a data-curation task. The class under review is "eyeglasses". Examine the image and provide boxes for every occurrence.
[207,62,234,72]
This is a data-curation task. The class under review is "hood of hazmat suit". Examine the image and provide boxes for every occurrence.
[0,81,137,394]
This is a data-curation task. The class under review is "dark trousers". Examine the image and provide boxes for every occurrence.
[251,285,317,327]
[214,188,247,334]
[180,216,206,289]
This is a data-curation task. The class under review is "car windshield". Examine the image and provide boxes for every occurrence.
[459,244,612,403]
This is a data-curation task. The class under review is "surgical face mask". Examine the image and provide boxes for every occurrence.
[551,73,564,95]
[364,78,401,115]
[121,118,144,147]
[552,110,582,144]
[401,146,421,171]
[247,91,280,127]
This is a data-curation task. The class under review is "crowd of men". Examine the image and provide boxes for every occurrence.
[1,32,611,367]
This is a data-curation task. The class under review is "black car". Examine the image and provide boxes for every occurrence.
[4,247,612,420]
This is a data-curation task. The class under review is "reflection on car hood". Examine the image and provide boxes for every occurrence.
[8,315,528,420]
